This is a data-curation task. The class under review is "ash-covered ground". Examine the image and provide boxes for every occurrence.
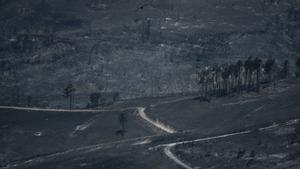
[0,0,300,104]
[1,1,300,169]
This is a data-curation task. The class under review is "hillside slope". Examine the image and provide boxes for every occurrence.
[0,0,300,105]
[148,80,300,134]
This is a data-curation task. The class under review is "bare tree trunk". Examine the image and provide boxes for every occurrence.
[256,69,261,93]
[69,95,72,110]
[248,71,253,92]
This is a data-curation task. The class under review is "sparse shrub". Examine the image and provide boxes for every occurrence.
[115,129,125,137]
[236,149,245,159]
[287,133,297,145]
[112,92,120,102]
[256,140,262,146]
[246,159,254,167]
[89,92,101,108]
[204,151,211,157]
[249,150,255,158]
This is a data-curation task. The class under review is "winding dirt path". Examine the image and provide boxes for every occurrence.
[1,102,299,169]
[0,105,137,112]
[152,118,300,169]
[152,130,252,169]
[0,134,161,169]
[0,104,169,168]
[5,98,296,169]
[164,146,193,169]
[137,107,176,134]
[0,105,176,133]
[0,103,179,168]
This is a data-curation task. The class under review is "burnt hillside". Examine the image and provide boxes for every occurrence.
[0,0,299,106]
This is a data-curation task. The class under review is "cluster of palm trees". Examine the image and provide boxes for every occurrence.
[197,57,291,98]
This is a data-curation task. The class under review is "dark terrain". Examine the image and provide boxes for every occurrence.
[0,80,300,169]
[0,0,299,105]
[148,80,300,134]
[174,122,300,169]
[1,0,300,168]
[0,108,154,166]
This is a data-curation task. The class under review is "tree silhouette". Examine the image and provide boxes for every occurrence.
[64,83,76,110]
[281,60,290,79]
[245,57,254,91]
[141,18,151,43]
[212,64,222,96]
[264,58,275,82]
[228,64,237,93]
[222,66,230,95]
[194,57,291,102]
[235,60,243,93]
[254,57,262,93]
[89,92,101,108]
[117,112,127,136]
[26,96,32,107]
[296,57,300,78]
[198,69,209,97]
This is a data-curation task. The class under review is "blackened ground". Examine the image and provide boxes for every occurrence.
[147,80,300,135]
[174,122,300,169]
[1,80,300,169]
[19,146,179,169]
[0,109,154,166]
